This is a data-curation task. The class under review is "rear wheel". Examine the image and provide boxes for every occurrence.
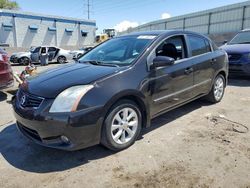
[19,57,30,65]
[57,56,67,64]
[101,100,142,151]
[205,74,225,103]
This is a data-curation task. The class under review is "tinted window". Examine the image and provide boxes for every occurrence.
[48,47,57,52]
[188,36,209,56]
[229,31,250,44]
[156,35,187,60]
[211,41,218,51]
[205,40,212,52]
[32,47,41,53]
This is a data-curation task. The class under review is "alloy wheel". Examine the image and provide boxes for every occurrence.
[111,107,138,145]
[214,77,224,101]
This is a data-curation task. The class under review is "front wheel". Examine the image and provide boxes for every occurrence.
[19,57,30,65]
[205,74,226,103]
[101,100,142,151]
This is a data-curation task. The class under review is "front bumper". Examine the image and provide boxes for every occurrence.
[13,91,104,151]
[10,56,19,64]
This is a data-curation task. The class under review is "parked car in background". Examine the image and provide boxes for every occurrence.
[10,46,74,65]
[0,48,14,89]
[72,46,93,60]
[221,29,250,76]
[13,30,228,151]
[10,50,32,65]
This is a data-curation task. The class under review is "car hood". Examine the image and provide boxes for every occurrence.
[24,63,121,98]
[12,51,31,57]
[220,44,250,54]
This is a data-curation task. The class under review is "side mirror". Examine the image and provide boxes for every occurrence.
[152,56,175,69]
[223,40,228,45]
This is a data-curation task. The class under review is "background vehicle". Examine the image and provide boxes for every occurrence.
[0,48,14,89]
[96,29,116,43]
[13,31,228,152]
[10,51,31,65]
[221,29,250,76]
[10,46,74,65]
[72,46,93,60]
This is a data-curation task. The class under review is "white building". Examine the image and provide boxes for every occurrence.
[0,9,96,48]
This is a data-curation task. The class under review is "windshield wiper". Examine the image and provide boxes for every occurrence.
[81,60,119,67]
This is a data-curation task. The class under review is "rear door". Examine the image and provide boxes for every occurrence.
[186,35,215,96]
[48,47,57,61]
[149,35,194,117]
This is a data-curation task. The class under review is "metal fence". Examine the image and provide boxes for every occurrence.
[119,1,250,36]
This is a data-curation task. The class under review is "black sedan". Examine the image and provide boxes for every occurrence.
[13,30,228,151]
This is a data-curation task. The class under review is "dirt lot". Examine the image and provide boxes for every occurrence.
[0,64,250,188]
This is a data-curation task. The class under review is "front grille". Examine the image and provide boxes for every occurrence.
[228,54,242,61]
[18,89,44,108]
[17,122,41,141]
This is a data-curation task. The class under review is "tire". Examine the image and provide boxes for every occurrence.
[57,56,67,64]
[205,74,226,103]
[101,100,142,151]
[18,57,30,65]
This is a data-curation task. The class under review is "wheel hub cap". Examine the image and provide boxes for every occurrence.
[214,77,224,101]
[111,107,138,145]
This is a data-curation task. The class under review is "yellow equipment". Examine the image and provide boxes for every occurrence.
[96,29,116,43]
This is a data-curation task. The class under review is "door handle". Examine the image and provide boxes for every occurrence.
[184,67,193,75]
[211,58,217,64]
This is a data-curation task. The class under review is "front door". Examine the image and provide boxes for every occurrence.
[149,35,194,117]
[30,47,41,62]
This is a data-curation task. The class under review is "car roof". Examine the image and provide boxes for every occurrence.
[241,28,250,32]
[117,30,210,40]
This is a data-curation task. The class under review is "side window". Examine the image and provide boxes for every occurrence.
[211,41,218,51]
[188,35,210,56]
[205,40,212,52]
[48,47,56,52]
[33,47,40,53]
[156,35,187,60]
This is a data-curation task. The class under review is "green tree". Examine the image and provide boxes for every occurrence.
[0,0,19,10]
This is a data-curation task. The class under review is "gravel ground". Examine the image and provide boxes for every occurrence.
[0,64,250,188]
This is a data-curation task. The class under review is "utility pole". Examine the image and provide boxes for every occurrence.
[87,0,90,20]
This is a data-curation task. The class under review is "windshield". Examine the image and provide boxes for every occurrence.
[229,31,250,44]
[79,35,156,66]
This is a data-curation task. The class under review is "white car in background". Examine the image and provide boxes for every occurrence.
[10,46,75,65]
[71,46,94,60]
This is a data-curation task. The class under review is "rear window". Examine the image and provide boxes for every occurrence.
[188,35,210,56]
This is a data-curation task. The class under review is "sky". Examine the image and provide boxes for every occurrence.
[15,0,247,33]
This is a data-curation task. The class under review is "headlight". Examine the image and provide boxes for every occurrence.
[49,85,94,113]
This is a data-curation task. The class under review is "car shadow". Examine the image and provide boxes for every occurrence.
[228,77,250,87]
[0,124,115,173]
[0,91,7,102]
[142,100,208,135]
[0,100,208,173]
